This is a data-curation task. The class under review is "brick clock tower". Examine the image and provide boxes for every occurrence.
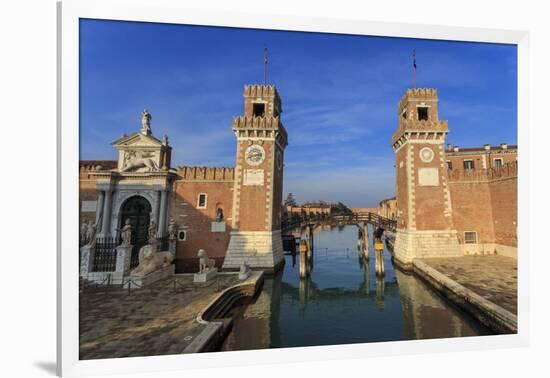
[222,85,288,272]
[392,88,461,267]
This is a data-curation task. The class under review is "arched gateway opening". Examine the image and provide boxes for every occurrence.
[119,195,151,268]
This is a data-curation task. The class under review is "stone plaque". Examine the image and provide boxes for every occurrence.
[243,169,264,186]
[81,200,97,212]
[418,168,440,186]
[211,222,226,233]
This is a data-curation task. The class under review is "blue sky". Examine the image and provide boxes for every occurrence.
[80,19,517,208]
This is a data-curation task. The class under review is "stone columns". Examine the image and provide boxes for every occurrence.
[158,190,168,236]
[101,189,113,236]
[115,244,133,274]
[154,191,161,231]
[80,245,94,276]
[95,190,105,225]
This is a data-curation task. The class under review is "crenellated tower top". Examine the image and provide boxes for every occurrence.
[233,84,287,148]
[243,84,282,118]
[392,88,447,147]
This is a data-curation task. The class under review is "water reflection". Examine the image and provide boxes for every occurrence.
[223,225,492,351]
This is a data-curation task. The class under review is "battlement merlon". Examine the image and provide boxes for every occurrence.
[391,119,449,147]
[398,88,439,107]
[175,166,235,181]
[232,116,288,148]
[244,84,280,98]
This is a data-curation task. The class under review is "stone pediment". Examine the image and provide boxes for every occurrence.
[112,131,171,173]
[112,132,163,148]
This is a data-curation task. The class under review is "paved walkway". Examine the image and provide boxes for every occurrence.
[79,274,239,360]
[418,256,517,314]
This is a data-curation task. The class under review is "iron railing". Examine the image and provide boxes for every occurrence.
[157,234,169,251]
[91,236,118,272]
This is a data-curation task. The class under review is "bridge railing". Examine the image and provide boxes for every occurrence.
[282,212,397,232]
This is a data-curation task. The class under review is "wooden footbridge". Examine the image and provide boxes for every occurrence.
[282,212,397,233]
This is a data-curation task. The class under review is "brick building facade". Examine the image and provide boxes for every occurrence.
[391,88,517,266]
[79,84,287,273]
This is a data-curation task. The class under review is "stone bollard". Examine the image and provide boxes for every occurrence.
[299,240,309,279]
[115,244,133,275]
[80,245,94,276]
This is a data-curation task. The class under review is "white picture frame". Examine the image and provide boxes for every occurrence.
[58,1,529,376]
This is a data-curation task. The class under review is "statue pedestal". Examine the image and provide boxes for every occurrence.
[128,264,175,288]
[115,244,133,274]
[193,269,217,283]
[80,245,94,276]
[168,239,177,256]
[238,270,251,280]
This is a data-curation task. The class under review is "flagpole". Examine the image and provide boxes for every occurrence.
[413,49,417,89]
[264,47,268,84]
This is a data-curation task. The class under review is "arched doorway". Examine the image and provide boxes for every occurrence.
[119,196,152,269]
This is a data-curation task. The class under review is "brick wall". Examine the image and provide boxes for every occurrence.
[448,162,517,248]
[170,176,234,272]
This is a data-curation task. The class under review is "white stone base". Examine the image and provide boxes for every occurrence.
[194,269,218,283]
[222,230,284,271]
[460,243,517,259]
[129,264,175,288]
[394,229,462,265]
[83,271,125,285]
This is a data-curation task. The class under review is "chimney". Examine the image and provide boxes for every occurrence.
[484,144,491,150]
[501,143,508,150]
[453,145,459,152]
[447,144,451,152]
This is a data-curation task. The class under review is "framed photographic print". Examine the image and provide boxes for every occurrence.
[58,0,529,376]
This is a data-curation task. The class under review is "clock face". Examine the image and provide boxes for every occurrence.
[245,144,265,166]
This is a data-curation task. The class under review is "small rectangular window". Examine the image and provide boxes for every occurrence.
[253,103,265,117]
[197,193,207,208]
[463,160,474,170]
[417,107,429,121]
[493,158,503,168]
[464,231,477,244]
[446,161,452,170]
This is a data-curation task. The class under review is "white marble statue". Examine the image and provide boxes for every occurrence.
[168,218,177,240]
[120,150,159,172]
[120,218,133,246]
[141,109,152,135]
[197,249,215,273]
[238,261,252,280]
[130,244,174,277]
[80,221,88,242]
[85,221,97,246]
[148,219,157,243]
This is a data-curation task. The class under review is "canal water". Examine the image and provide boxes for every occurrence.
[223,225,491,351]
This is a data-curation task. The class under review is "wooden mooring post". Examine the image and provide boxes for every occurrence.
[374,240,385,277]
[299,240,309,279]
[307,224,314,260]
[362,224,370,261]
